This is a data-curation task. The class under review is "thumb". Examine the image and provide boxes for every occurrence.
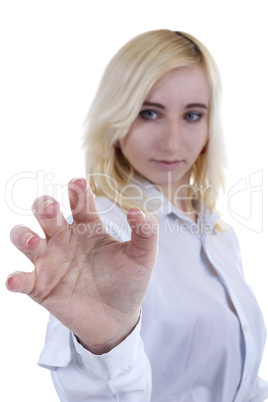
[6,271,35,295]
[126,208,159,266]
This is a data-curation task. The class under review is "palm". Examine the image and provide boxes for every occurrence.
[8,178,158,353]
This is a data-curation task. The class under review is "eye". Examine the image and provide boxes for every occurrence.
[184,112,202,122]
[139,110,159,120]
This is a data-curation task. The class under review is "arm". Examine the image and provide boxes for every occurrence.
[7,178,158,400]
[41,314,152,401]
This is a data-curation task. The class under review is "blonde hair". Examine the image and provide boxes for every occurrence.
[83,29,227,214]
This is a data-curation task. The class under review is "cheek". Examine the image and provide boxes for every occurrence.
[183,132,208,159]
[120,129,151,158]
[190,124,208,148]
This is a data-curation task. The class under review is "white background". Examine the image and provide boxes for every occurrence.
[1,1,267,400]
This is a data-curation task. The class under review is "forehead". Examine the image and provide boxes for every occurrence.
[146,65,210,104]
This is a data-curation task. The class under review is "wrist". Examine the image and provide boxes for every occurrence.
[75,313,141,355]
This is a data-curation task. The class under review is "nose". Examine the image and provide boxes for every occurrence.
[159,119,181,152]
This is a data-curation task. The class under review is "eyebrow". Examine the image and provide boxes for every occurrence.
[142,101,208,110]
[186,103,208,109]
[143,101,165,109]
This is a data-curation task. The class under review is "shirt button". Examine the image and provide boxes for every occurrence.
[244,373,250,381]
[243,324,248,332]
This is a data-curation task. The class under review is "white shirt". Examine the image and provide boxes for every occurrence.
[38,181,268,401]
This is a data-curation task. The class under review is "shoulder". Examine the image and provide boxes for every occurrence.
[65,196,131,241]
[215,221,241,252]
[206,219,245,277]
[95,196,130,241]
[95,196,126,222]
[201,207,241,253]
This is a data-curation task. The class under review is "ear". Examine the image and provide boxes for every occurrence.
[200,146,206,155]
[114,141,120,151]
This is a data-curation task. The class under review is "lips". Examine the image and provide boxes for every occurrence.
[152,160,183,170]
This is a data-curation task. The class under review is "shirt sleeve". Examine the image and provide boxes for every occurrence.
[38,204,152,400]
[38,313,151,401]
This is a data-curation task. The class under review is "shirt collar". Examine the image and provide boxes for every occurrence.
[130,175,221,228]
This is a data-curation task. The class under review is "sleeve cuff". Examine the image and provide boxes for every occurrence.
[72,314,143,380]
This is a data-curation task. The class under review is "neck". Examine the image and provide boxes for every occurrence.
[159,178,197,222]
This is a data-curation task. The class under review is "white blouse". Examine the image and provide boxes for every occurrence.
[38,182,268,401]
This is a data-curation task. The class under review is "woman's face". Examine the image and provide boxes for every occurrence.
[119,65,210,196]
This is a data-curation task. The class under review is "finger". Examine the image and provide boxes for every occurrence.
[10,224,46,263]
[6,270,35,295]
[32,195,69,238]
[126,208,159,266]
[68,178,101,224]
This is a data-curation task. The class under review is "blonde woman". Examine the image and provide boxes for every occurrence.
[7,30,268,401]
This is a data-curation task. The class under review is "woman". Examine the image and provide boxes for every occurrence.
[7,30,268,401]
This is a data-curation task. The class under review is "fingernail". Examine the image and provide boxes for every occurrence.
[70,177,85,184]
[129,207,145,217]
[43,199,55,210]
[139,209,146,218]
[25,234,35,246]
[69,178,89,193]
[6,275,16,292]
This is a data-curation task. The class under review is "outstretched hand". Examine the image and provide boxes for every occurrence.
[7,178,159,354]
